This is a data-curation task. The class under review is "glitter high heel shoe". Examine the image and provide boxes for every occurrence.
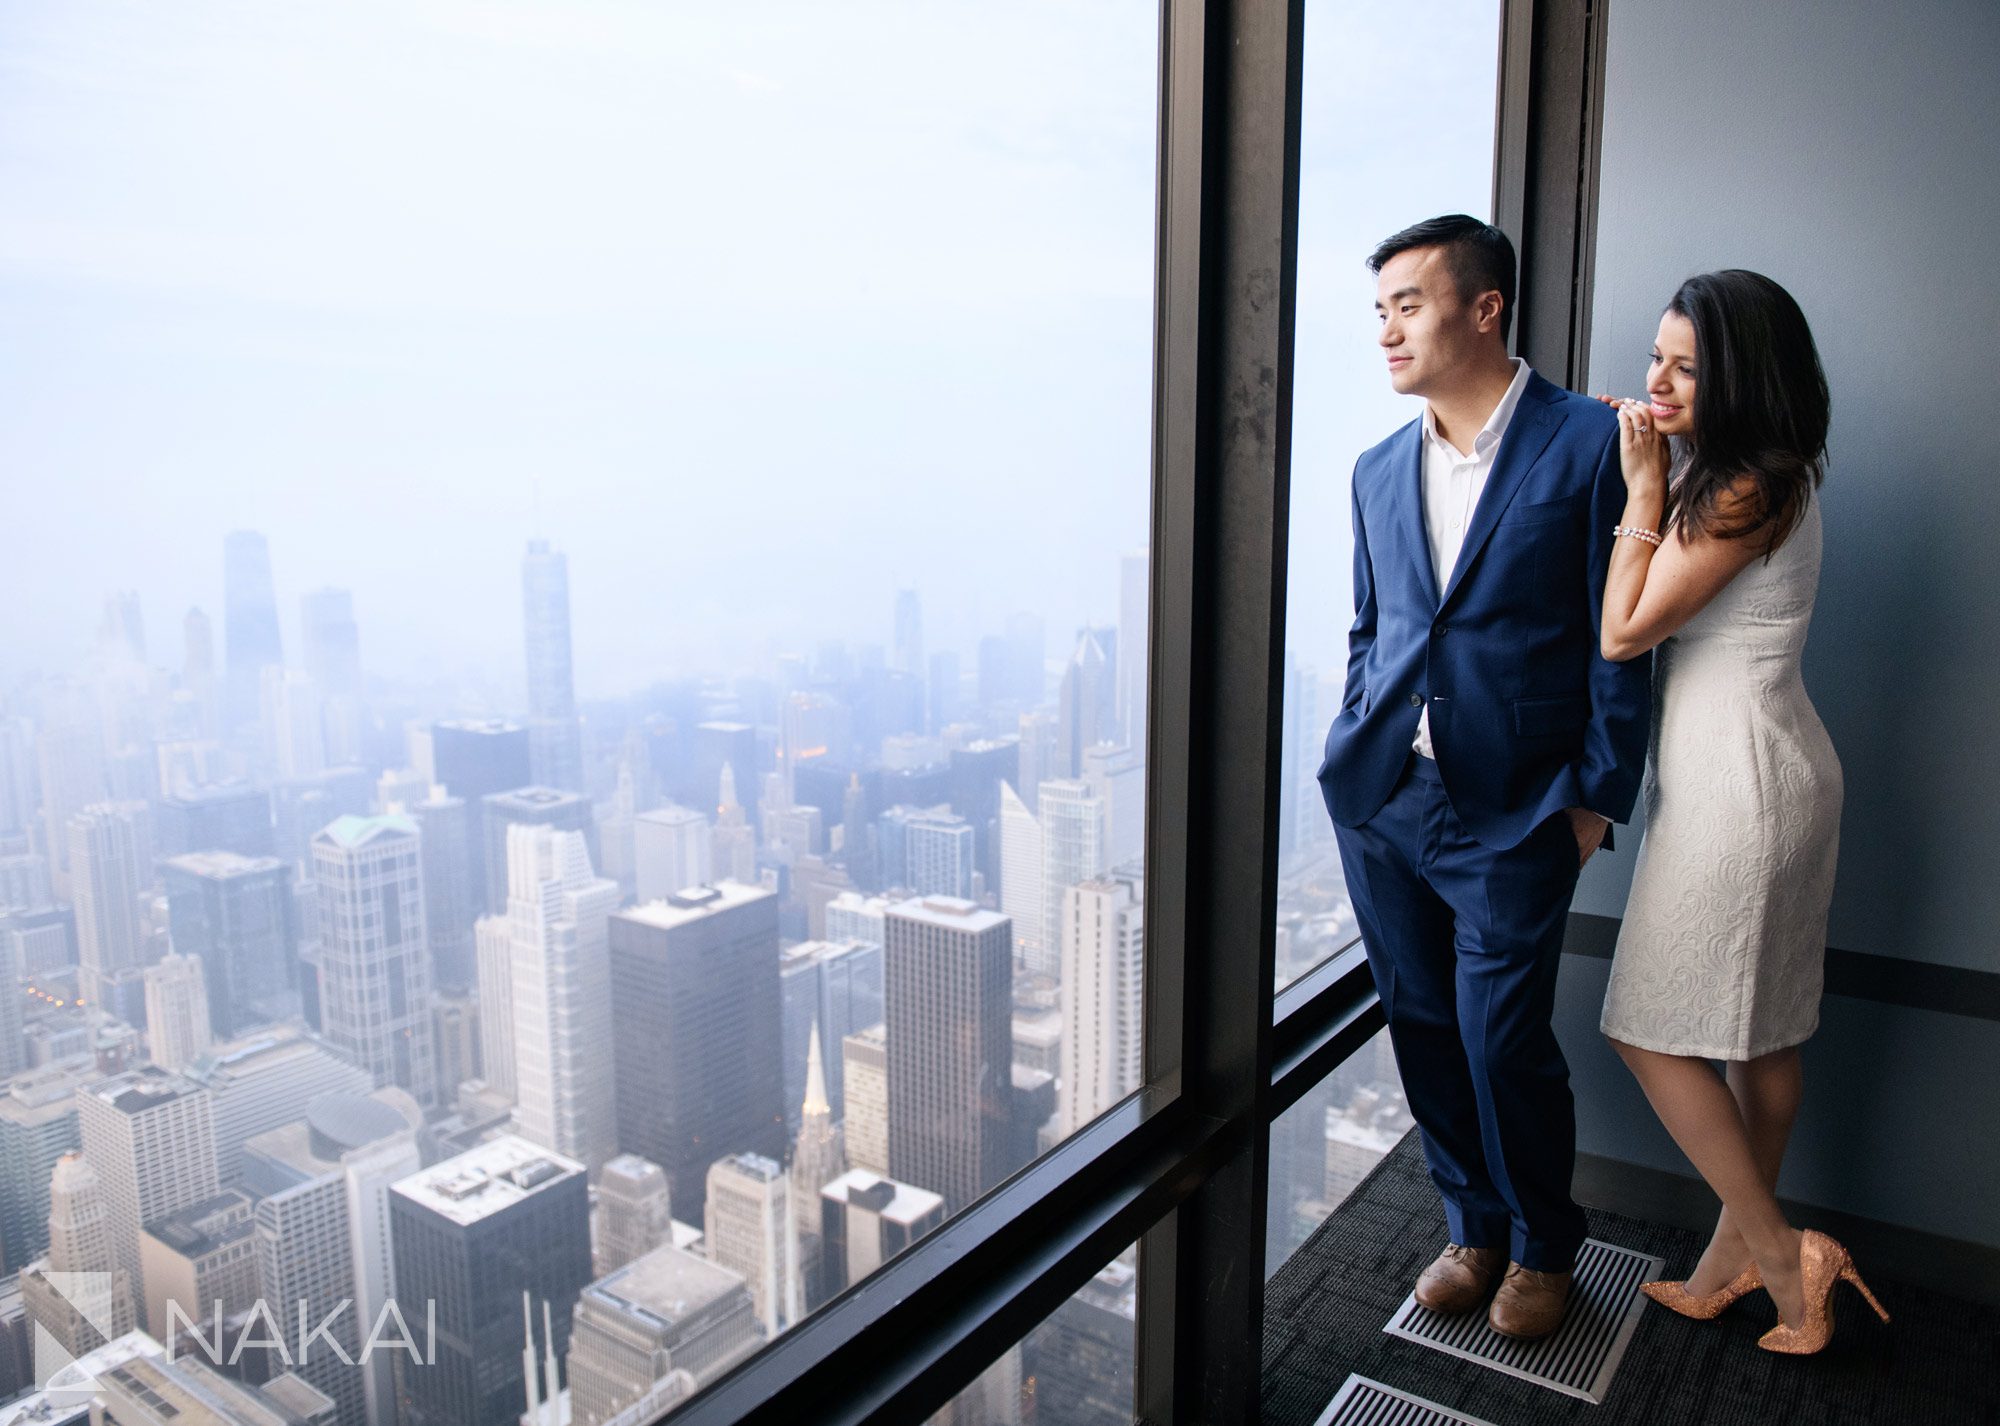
[1757,1230,1891,1355]
[1639,1262,1764,1320]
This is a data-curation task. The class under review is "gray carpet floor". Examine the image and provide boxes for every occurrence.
[1261,1134,1999,1425]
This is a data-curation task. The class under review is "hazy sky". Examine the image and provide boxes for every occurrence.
[0,0,1494,704]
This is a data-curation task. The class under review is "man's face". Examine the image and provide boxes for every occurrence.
[1374,245,1497,397]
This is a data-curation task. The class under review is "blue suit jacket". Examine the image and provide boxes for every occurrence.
[1317,371,1650,849]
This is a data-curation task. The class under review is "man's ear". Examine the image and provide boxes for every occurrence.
[1473,289,1506,336]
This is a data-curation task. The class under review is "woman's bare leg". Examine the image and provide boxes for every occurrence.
[1609,1039,1805,1324]
[1684,1046,1803,1293]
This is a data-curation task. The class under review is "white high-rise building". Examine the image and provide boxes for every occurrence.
[1118,550,1149,749]
[475,913,517,1102]
[69,802,150,1009]
[823,891,890,949]
[703,1152,800,1339]
[841,1024,889,1178]
[143,952,213,1071]
[259,666,326,781]
[1036,780,1104,981]
[1058,874,1145,1137]
[181,1023,375,1182]
[76,1069,220,1327]
[633,805,714,901]
[997,782,1044,972]
[503,824,619,1172]
[311,815,436,1106]
[1081,743,1145,872]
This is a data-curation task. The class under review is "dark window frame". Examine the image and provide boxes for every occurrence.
[659,0,1604,1420]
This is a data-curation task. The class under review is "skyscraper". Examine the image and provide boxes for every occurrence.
[884,896,1018,1213]
[817,1169,946,1298]
[1056,629,1116,781]
[160,851,298,1039]
[69,803,150,1010]
[136,1190,259,1372]
[241,1090,424,1426]
[404,788,479,992]
[777,938,884,1138]
[632,805,713,901]
[143,953,213,1071]
[0,1060,95,1271]
[310,815,436,1106]
[180,1024,376,1184]
[475,913,517,1102]
[156,783,275,860]
[501,825,618,1172]
[1014,710,1057,814]
[523,540,583,793]
[711,764,757,884]
[1058,874,1144,1137]
[432,719,532,899]
[998,782,1044,973]
[1117,550,1149,749]
[822,891,890,950]
[703,1152,799,1338]
[480,786,595,915]
[1037,780,1105,978]
[389,1136,592,1426]
[1081,743,1144,872]
[608,884,784,1225]
[790,1023,846,1311]
[19,1152,137,1366]
[76,1069,221,1323]
[841,1023,889,1178]
[37,716,107,898]
[223,531,283,736]
[594,1154,673,1277]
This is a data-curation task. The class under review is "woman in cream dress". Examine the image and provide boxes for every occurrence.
[1595,270,1884,1356]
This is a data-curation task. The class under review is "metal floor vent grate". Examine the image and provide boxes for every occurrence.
[1381,1237,1663,1404]
[1314,1375,1499,1426]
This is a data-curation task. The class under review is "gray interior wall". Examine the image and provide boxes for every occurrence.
[1558,0,2000,1247]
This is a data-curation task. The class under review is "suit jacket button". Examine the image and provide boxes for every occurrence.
[1408,693,1423,707]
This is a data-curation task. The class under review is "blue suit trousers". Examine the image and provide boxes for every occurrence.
[1334,753,1588,1272]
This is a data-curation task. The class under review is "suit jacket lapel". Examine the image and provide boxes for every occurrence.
[1439,379,1566,608]
[1398,421,1440,609]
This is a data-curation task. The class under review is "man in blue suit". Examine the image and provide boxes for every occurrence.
[1317,215,1649,1339]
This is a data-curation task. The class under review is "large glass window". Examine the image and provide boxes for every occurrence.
[1275,0,1501,993]
[0,2,1156,1418]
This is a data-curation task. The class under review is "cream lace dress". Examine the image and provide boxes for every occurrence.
[1601,493,1842,1060]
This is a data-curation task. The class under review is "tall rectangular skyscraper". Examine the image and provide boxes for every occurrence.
[608,884,784,1226]
[160,851,298,1038]
[310,815,436,1106]
[223,531,283,736]
[389,1136,592,1426]
[998,782,1044,974]
[299,587,361,698]
[480,785,595,914]
[883,896,1018,1213]
[501,824,618,1172]
[632,805,713,901]
[1037,780,1105,976]
[431,719,532,901]
[1058,873,1144,1137]
[522,540,583,793]
[68,802,150,1011]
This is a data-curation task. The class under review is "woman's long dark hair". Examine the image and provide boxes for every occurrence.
[1664,269,1830,551]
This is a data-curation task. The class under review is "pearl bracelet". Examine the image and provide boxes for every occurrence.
[1613,524,1663,547]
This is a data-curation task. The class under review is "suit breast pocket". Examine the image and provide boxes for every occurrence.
[1496,492,1583,527]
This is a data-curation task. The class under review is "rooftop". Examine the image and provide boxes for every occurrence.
[823,1169,945,1226]
[587,1242,746,1326]
[618,880,774,931]
[887,895,1009,935]
[159,850,286,880]
[483,785,587,812]
[390,1133,584,1226]
[314,813,416,851]
[87,1069,201,1115]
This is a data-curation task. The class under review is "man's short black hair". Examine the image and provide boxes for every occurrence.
[1367,214,1517,341]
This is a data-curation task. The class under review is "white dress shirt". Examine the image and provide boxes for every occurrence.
[1413,358,1533,759]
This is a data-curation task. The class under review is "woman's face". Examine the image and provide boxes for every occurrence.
[1644,311,1698,437]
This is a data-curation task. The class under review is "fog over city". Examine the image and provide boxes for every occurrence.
[1,0,1490,700]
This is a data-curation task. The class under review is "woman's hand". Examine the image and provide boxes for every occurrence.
[1613,398,1670,495]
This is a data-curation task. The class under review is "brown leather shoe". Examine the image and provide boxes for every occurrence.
[1414,1245,1507,1314]
[1487,1263,1573,1339]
